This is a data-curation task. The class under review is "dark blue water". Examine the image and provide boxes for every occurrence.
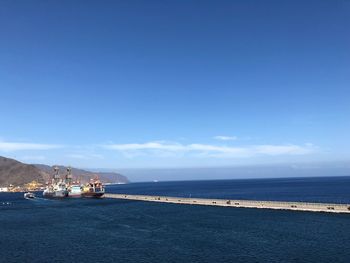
[1,177,350,263]
[107,176,350,204]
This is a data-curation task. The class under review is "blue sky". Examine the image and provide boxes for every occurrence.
[0,0,349,170]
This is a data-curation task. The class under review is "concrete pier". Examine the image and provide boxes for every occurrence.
[104,193,350,214]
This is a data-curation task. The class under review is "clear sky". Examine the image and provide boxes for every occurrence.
[0,0,349,170]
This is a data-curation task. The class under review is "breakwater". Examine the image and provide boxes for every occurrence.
[104,193,350,214]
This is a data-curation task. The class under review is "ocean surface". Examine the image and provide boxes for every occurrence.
[1,176,350,263]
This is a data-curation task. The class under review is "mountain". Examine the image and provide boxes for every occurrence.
[34,164,129,184]
[0,156,129,186]
[0,156,49,186]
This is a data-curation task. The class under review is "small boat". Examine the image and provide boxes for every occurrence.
[24,192,35,199]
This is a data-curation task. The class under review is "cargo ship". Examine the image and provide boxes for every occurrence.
[43,167,105,198]
[82,178,105,198]
[43,167,68,198]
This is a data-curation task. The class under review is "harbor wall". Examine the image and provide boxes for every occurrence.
[104,193,350,214]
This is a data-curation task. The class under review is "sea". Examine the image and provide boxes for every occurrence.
[1,176,350,263]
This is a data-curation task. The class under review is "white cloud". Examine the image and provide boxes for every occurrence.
[20,155,46,161]
[103,141,315,158]
[0,141,62,152]
[66,154,88,159]
[66,153,104,160]
[254,145,312,155]
[213,135,238,141]
[104,142,186,151]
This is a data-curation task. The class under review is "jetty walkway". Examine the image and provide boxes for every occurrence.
[104,193,350,214]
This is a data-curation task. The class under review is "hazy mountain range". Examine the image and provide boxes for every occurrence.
[0,156,129,186]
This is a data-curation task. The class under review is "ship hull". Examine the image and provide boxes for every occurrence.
[82,192,105,198]
[68,192,82,198]
[68,186,82,198]
[43,190,68,198]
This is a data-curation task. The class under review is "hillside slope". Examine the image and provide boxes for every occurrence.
[0,156,49,186]
[0,156,129,186]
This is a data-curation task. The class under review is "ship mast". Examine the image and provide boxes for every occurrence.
[53,166,60,183]
[65,167,72,185]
